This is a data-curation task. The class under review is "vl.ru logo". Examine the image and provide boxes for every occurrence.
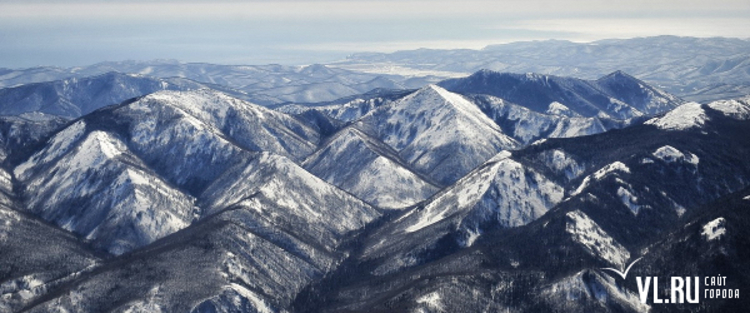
[601,257,739,304]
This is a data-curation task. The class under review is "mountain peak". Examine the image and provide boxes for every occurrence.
[362,84,518,185]
[597,70,639,83]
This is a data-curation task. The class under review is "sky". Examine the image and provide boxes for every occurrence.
[1,0,750,68]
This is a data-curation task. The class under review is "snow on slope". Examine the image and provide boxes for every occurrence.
[565,210,630,268]
[438,70,682,120]
[15,129,197,255]
[645,102,707,130]
[472,95,608,144]
[646,96,750,131]
[572,161,631,197]
[303,127,439,209]
[201,152,380,249]
[540,270,649,312]
[89,89,322,194]
[403,151,563,233]
[0,72,204,118]
[652,145,699,166]
[362,85,518,185]
[128,90,319,161]
[701,217,727,241]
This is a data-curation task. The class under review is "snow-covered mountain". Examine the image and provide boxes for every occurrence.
[199,151,380,248]
[94,89,319,193]
[355,150,564,276]
[0,113,67,165]
[14,127,198,255]
[9,89,326,255]
[0,72,211,118]
[2,61,750,313]
[438,70,682,119]
[303,127,440,209]
[284,70,679,150]
[337,36,750,102]
[0,166,101,313]
[0,61,437,105]
[7,88,382,312]
[359,85,519,185]
[469,94,612,144]
[299,96,750,313]
[277,88,414,123]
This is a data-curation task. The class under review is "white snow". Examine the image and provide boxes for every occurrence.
[701,217,727,241]
[202,152,379,243]
[707,97,750,120]
[14,120,87,180]
[566,210,630,267]
[546,101,575,116]
[463,228,481,247]
[366,85,518,184]
[540,149,585,180]
[652,145,699,165]
[416,291,443,311]
[303,127,438,209]
[0,168,12,195]
[548,117,606,139]
[541,270,650,312]
[617,186,642,215]
[572,161,630,196]
[405,151,562,233]
[645,102,706,130]
[229,283,275,313]
[348,156,438,209]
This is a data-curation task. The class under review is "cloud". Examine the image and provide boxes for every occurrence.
[2,0,748,21]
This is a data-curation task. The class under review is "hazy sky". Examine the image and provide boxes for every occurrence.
[2,0,749,68]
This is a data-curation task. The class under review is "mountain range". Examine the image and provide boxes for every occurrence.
[0,46,748,312]
[337,36,750,103]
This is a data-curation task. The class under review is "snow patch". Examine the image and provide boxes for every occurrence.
[546,101,576,116]
[701,217,726,241]
[617,186,642,215]
[566,210,630,267]
[14,120,87,180]
[540,149,585,180]
[229,283,275,313]
[645,102,706,130]
[416,291,443,311]
[572,161,630,196]
[652,145,699,165]
[707,97,750,120]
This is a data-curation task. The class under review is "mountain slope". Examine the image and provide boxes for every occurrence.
[0,167,101,313]
[339,36,750,101]
[19,153,381,313]
[14,126,198,255]
[300,96,750,313]
[11,90,324,255]
[469,94,611,144]
[360,85,519,185]
[0,113,67,165]
[439,70,682,119]
[88,89,320,193]
[303,127,440,209]
[200,151,380,249]
[348,151,564,277]
[0,72,207,118]
[0,61,429,105]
